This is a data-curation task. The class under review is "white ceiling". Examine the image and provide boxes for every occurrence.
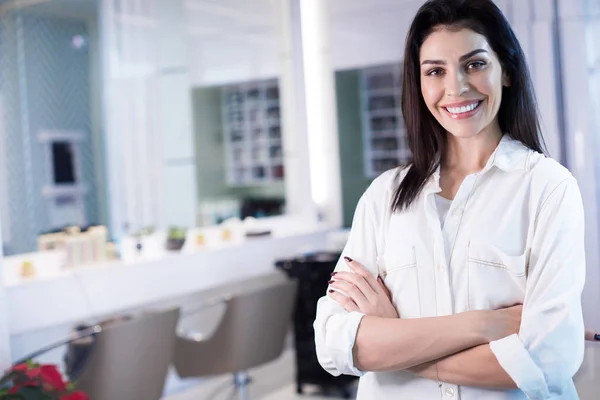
[185,0,424,85]
[184,0,422,44]
[1,0,426,85]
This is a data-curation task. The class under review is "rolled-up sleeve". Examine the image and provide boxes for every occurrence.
[314,193,380,377]
[490,177,586,399]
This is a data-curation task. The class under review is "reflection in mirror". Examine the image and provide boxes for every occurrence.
[0,0,103,256]
[328,0,415,227]
[188,1,286,229]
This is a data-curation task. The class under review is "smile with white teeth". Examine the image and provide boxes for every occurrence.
[444,101,481,114]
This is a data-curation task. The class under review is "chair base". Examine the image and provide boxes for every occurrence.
[233,371,252,400]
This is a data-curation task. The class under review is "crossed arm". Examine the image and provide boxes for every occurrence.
[409,344,515,388]
[328,260,517,389]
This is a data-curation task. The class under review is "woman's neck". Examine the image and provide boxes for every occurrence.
[442,126,503,175]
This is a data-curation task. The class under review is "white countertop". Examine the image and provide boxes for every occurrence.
[4,217,348,336]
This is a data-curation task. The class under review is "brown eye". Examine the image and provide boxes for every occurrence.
[426,68,444,77]
[466,61,486,70]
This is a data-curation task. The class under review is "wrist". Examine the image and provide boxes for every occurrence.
[462,310,493,344]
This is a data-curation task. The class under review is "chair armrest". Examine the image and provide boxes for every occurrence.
[13,324,102,366]
[177,295,231,341]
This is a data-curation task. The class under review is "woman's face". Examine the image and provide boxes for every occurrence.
[419,27,508,139]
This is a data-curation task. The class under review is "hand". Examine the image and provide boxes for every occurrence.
[481,304,522,342]
[585,329,599,342]
[328,256,399,319]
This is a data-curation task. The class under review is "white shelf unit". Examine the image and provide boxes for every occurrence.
[361,64,411,178]
[222,79,284,186]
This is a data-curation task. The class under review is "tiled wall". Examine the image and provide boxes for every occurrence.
[0,12,100,254]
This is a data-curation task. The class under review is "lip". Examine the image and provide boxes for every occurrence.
[441,100,484,120]
[440,99,485,108]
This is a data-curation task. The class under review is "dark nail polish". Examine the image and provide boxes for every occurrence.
[328,280,334,284]
[344,256,353,262]
[331,272,337,276]
[595,334,600,341]
[328,290,334,293]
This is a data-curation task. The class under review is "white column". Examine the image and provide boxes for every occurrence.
[0,222,11,368]
[298,0,343,226]
[277,0,317,221]
[557,0,600,328]
[156,0,197,229]
[508,0,563,160]
[101,0,197,237]
[530,0,563,161]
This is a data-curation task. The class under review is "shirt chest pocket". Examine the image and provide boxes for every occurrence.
[378,245,421,319]
[467,241,528,311]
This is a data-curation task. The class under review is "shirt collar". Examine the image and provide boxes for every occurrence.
[425,134,531,192]
[486,134,531,173]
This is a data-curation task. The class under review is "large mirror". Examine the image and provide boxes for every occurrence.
[0,0,288,262]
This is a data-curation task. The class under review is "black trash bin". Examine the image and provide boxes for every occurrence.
[276,252,357,398]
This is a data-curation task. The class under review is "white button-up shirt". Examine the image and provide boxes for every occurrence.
[314,135,586,399]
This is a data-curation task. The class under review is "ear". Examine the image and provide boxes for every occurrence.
[503,71,511,87]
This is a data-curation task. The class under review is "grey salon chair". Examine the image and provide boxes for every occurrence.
[173,279,298,400]
[73,307,180,400]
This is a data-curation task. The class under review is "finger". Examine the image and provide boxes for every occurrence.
[328,290,359,312]
[331,271,377,302]
[343,256,380,293]
[329,280,369,309]
[377,276,393,301]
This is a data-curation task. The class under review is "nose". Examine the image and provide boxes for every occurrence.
[445,70,469,97]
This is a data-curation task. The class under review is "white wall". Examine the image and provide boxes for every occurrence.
[0,95,10,368]
[0,95,10,250]
[328,0,417,70]
[508,0,563,160]
[556,0,600,329]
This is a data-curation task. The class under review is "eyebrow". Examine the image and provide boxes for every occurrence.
[420,49,488,66]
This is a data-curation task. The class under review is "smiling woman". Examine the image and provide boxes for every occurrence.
[314,0,586,399]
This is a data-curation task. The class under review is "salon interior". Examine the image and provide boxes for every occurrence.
[0,0,598,399]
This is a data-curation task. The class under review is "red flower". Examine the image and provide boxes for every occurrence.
[3,362,87,398]
[8,384,22,394]
[11,363,28,373]
[25,367,41,380]
[39,364,66,391]
[61,391,89,400]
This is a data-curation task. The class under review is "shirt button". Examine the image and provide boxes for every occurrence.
[445,387,455,397]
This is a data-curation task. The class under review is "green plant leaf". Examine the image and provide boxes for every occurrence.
[0,369,31,388]
[16,387,51,400]
[1,395,24,400]
[0,371,18,387]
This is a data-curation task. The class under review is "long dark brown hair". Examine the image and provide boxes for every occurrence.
[393,0,546,212]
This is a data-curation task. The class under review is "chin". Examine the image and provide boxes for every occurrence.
[440,123,483,139]
[446,129,481,139]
